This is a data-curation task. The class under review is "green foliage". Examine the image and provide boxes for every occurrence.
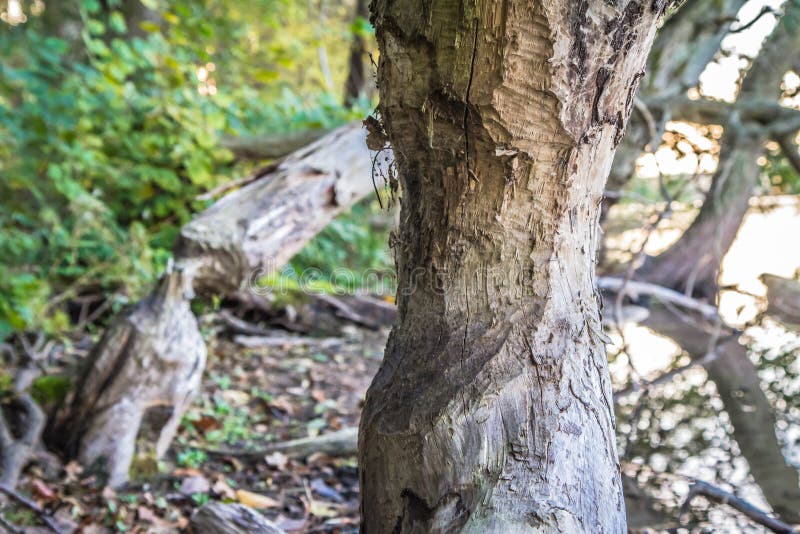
[0,0,375,337]
[30,374,72,405]
[176,448,207,469]
[289,198,395,295]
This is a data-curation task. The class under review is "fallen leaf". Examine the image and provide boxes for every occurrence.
[31,479,56,501]
[212,477,236,500]
[180,475,210,496]
[265,451,288,470]
[309,500,338,518]
[236,489,281,509]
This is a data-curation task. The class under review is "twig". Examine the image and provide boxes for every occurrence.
[0,485,66,534]
[615,350,718,399]
[728,6,777,34]
[203,426,358,460]
[680,479,797,533]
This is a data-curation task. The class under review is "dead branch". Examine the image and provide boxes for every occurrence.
[204,426,358,460]
[680,479,797,533]
[0,484,66,534]
[217,310,273,337]
[233,335,341,349]
[597,276,719,320]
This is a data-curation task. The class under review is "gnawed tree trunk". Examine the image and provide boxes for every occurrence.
[638,3,800,298]
[48,123,380,486]
[47,271,205,488]
[359,1,670,531]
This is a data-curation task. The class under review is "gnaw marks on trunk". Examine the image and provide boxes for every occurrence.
[360,1,670,532]
[46,271,205,488]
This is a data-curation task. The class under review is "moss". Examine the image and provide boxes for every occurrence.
[30,375,72,405]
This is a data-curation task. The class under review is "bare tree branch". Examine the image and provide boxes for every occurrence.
[680,479,797,533]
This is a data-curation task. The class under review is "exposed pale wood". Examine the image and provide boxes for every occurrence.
[46,271,206,488]
[190,502,284,534]
[175,122,380,296]
[51,123,381,487]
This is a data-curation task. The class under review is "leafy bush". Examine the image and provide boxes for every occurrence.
[0,0,373,336]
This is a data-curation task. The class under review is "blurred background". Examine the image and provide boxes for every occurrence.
[0,0,799,532]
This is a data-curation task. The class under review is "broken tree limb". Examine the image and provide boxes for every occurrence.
[175,121,382,296]
[190,502,284,534]
[0,484,66,534]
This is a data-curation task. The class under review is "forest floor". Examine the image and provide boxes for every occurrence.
[2,319,387,533]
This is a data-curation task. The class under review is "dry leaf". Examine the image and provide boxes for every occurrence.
[236,489,281,509]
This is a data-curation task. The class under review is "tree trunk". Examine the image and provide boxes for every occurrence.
[638,3,800,297]
[343,0,371,106]
[48,123,380,486]
[359,2,669,531]
[46,271,206,488]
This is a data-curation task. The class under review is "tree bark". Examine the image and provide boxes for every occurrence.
[637,3,800,297]
[359,2,669,531]
[343,0,371,106]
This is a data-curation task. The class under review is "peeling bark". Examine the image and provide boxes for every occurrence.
[360,1,669,531]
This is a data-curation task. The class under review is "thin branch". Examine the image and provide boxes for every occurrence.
[0,485,66,534]
[614,350,718,400]
[728,6,777,34]
[680,479,797,533]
